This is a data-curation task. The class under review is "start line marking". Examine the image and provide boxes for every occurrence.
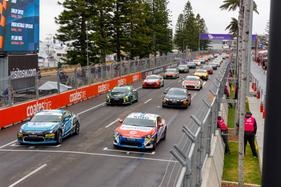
[0,149,177,163]
[8,164,47,187]
[103,147,155,155]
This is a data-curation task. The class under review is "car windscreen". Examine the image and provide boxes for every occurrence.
[166,69,177,72]
[196,69,207,73]
[167,89,186,96]
[178,65,187,68]
[124,117,155,127]
[146,76,159,80]
[31,114,62,122]
[185,77,198,81]
[112,87,130,94]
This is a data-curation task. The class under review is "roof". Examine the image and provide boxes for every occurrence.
[185,75,200,79]
[36,110,65,116]
[38,81,72,92]
[126,112,158,121]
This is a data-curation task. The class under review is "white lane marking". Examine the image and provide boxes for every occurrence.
[0,149,177,163]
[203,81,207,87]
[156,106,161,108]
[144,98,152,104]
[77,102,105,116]
[136,86,142,90]
[105,119,119,128]
[191,93,197,100]
[103,147,156,155]
[8,164,47,187]
[0,140,17,149]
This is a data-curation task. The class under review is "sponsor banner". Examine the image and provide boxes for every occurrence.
[200,33,257,41]
[8,54,38,91]
[0,72,142,128]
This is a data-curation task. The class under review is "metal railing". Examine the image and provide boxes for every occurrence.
[1,52,205,108]
[170,59,230,187]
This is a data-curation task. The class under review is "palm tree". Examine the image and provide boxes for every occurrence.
[225,17,238,37]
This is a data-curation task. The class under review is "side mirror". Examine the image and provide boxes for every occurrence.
[118,119,123,123]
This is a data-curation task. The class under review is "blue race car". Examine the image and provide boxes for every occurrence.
[17,110,80,145]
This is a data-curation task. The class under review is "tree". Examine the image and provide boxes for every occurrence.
[226,17,238,37]
[55,0,90,66]
[174,1,209,51]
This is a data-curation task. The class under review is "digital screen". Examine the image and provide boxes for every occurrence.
[0,0,39,52]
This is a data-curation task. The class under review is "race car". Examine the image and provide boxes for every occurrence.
[182,75,203,90]
[106,86,138,105]
[113,112,167,150]
[177,64,189,73]
[163,68,179,79]
[162,87,191,109]
[142,74,164,88]
[186,61,196,69]
[194,69,209,80]
[202,65,213,74]
[17,110,80,145]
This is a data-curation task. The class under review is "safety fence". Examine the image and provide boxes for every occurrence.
[170,59,230,187]
[0,53,186,108]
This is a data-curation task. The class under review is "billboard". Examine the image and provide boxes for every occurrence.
[200,33,257,42]
[0,0,39,52]
[8,54,38,91]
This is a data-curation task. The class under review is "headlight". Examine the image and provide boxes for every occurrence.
[45,133,55,138]
[124,96,129,101]
[19,128,23,133]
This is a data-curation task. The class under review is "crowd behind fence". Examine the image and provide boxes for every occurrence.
[170,58,230,187]
[1,51,210,108]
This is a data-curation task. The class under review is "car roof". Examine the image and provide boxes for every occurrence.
[113,86,132,90]
[168,87,187,92]
[196,69,207,72]
[126,112,159,121]
[146,75,160,78]
[36,110,66,116]
[185,75,200,79]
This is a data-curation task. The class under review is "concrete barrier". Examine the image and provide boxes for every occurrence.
[202,131,225,187]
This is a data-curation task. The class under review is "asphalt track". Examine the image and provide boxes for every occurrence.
[0,64,224,187]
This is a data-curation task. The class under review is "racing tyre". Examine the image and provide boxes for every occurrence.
[74,122,80,135]
[162,128,167,140]
[56,130,63,144]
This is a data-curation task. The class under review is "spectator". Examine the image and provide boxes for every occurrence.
[217,116,230,154]
[244,111,258,157]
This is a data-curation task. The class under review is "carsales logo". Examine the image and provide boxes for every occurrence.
[26,101,52,117]
[69,91,86,103]
[118,79,126,86]
[98,83,109,94]
[133,74,139,82]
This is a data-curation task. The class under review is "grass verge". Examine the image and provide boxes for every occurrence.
[223,142,261,184]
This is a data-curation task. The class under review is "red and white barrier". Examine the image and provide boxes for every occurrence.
[0,72,142,129]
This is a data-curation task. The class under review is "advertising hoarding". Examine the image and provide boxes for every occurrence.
[0,0,39,52]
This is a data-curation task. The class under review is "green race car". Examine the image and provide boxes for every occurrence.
[106,86,138,105]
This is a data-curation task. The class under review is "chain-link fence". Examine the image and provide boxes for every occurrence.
[1,52,197,108]
[170,59,231,187]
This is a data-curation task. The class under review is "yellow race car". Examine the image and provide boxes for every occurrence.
[194,69,209,80]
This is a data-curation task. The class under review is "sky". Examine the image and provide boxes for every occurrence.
[40,0,271,41]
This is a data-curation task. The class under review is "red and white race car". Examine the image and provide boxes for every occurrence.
[182,75,203,90]
[113,112,167,150]
[163,68,179,79]
[142,75,164,88]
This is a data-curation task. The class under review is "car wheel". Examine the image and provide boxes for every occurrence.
[74,122,80,135]
[56,130,63,144]
[152,137,157,150]
[162,128,167,140]
[135,95,138,102]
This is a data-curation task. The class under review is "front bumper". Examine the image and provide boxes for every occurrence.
[183,85,201,90]
[142,82,160,88]
[113,135,155,149]
[162,100,188,108]
[106,97,130,105]
[17,132,57,144]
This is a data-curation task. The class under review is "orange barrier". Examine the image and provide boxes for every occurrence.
[0,72,142,129]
